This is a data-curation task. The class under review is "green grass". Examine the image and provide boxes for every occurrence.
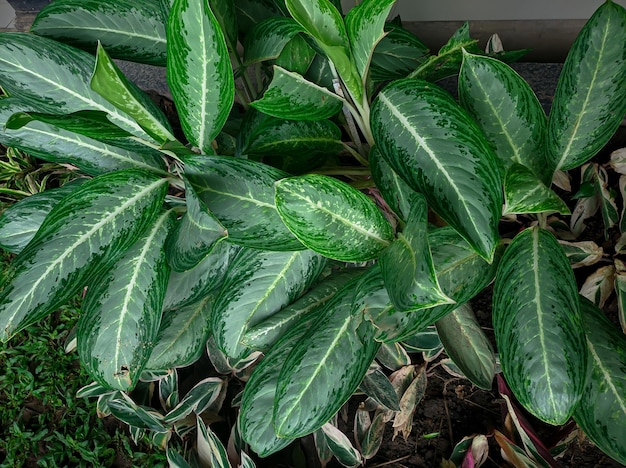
[0,252,167,467]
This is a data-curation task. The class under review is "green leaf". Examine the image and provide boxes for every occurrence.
[0,99,168,177]
[243,17,305,65]
[274,279,381,438]
[380,194,453,311]
[459,51,550,183]
[285,0,362,102]
[78,209,175,391]
[91,43,176,145]
[0,180,86,254]
[371,79,502,261]
[503,164,570,215]
[167,448,193,468]
[165,180,227,272]
[167,0,235,153]
[275,174,394,261]
[146,295,214,370]
[0,33,152,139]
[6,110,132,140]
[370,24,429,82]
[344,0,395,85]
[321,423,362,467]
[251,66,343,121]
[242,268,363,351]
[275,33,317,75]
[208,0,238,53]
[162,240,235,311]
[376,342,410,371]
[107,393,167,432]
[197,417,232,468]
[212,248,326,359]
[492,226,586,425]
[31,0,167,66]
[0,170,168,341]
[359,411,385,460]
[409,22,478,82]
[164,377,225,423]
[547,1,626,171]
[234,0,286,36]
[184,155,303,250]
[369,146,417,222]
[574,297,626,465]
[359,367,400,411]
[435,303,495,390]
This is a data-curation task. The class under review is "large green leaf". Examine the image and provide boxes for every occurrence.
[243,17,305,65]
[31,0,167,65]
[0,180,86,254]
[234,0,286,36]
[165,180,227,272]
[251,66,343,121]
[91,43,176,145]
[379,194,453,311]
[78,209,175,391]
[285,0,362,103]
[162,240,235,311]
[146,295,215,371]
[492,226,586,425]
[167,0,234,153]
[242,268,363,351]
[275,174,394,261]
[212,248,326,359]
[458,51,549,183]
[275,33,317,75]
[371,79,502,261]
[574,297,626,465]
[0,170,168,341]
[274,278,381,438]
[0,99,168,177]
[344,0,395,85]
[184,155,303,250]
[547,1,626,171]
[208,0,238,53]
[370,24,429,82]
[435,303,495,390]
[503,164,570,215]
[0,33,151,139]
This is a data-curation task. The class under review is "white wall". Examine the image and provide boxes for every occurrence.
[342,0,626,21]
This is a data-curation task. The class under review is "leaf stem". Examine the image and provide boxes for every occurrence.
[314,166,371,176]
[342,143,369,167]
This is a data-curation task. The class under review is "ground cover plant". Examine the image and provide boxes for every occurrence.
[0,0,625,466]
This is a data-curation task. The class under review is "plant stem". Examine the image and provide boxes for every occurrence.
[315,166,371,176]
[342,143,369,167]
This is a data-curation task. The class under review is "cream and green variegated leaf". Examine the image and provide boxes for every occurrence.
[239,307,323,456]
[197,417,231,468]
[0,180,86,254]
[242,268,363,351]
[184,155,303,250]
[0,170,168,341]
[558,240,603,269]
[162,240,235,311]
[503,164,570,215]
[106,393,167,432]
[285,0,363,103]
[580,265,615,309]
[361,228,500,343]
[275,174,394,261]
[0,33,151,139]
[91,43,177,145]
[167,0,234,153]
[166,448,192,468]
[459,51,550,184]
[369,146,417,222]
[435,303,495,390]
[359,366,400,411]
[30,0,167,66]
[146,295,214,371]
[243,17,305,65]
[371,79,502,261]
[380,194,453,311]
[344,0,395,85]
[320,423,362,467]
[251,66,344,121]
[78,209,176,391]
[212,247,326,359]
[369,24,429,82]
[274,278,380,438]
[547,1,626,171]
[376,342,411,371]
[165,180,227,272]
[574,297,626,465]
[163,377,225,424]
[492,226,586,425]
[0,100,168,177]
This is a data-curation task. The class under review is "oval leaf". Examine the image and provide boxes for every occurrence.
[492,226,586,425]
[503,164,570,215]
[371,79,502,261]
[243,17,305,65]
[275,174,394,262]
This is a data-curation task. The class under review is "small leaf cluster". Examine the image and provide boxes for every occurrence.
[0,0,625,466]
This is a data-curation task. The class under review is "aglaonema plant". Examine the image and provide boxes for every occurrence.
[0,0,625,465]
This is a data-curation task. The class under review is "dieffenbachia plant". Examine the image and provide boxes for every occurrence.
[0,0,625,465]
